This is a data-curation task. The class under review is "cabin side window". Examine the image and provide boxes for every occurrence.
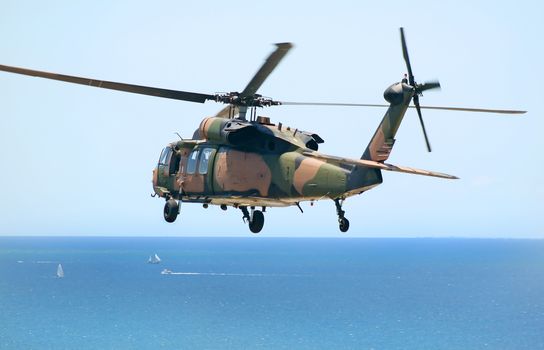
[198,148,213,174]
[186,149,199,174]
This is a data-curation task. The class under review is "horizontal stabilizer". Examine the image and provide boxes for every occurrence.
[302,151,458,180]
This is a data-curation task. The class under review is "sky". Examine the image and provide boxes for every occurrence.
[0,0,541,237]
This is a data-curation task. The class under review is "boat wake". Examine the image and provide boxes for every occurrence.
[166,272,266,276]
[161,269,306,277]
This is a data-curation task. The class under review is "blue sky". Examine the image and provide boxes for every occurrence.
[0,1,541,237]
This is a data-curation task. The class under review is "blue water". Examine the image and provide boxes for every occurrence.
[1,237,543,349]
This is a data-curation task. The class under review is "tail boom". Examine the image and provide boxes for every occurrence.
[362,82,413,161]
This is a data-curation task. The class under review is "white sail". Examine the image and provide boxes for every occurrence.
[148,253,161,264]
[57,264,64,278]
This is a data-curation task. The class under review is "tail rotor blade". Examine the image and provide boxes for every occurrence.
[400,27,414,86]
[418,80,441,92]
[413,94,432,152]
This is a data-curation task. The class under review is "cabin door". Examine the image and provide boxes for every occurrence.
[182,146,217,195]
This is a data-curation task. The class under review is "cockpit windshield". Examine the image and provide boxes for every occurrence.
[159,147,171,165]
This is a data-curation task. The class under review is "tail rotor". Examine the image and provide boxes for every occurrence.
[400,27,441,152]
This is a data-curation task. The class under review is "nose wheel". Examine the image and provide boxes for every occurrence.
[334,198,350,233]
[241,206,265,234]
[164,198,179,223]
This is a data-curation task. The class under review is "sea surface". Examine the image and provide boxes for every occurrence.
[1,237,543,350]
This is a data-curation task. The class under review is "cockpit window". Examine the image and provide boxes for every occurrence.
[198,148,213,174]
[186,149,199,174]
[159,147,171,165]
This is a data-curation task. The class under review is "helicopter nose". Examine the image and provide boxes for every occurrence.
[152,167,158,188]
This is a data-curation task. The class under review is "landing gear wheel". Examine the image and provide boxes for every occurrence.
[334,198,350,233]
[339,217,350,233]
[164,199,179,223]
[249,210,265,234]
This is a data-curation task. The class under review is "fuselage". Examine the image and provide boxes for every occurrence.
[152,117,382,208]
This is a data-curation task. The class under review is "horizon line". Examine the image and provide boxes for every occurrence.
[0,235,542,240]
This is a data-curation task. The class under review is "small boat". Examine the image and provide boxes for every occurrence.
[56,264,64,278]
[161,269,172,275]
[148,253,161,264]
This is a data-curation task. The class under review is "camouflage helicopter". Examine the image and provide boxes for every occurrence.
[0,28,524,234]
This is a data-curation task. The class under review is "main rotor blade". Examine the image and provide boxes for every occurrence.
[410,105,526,114]
[240,42,293,97]
[413,94,432,152]
[280,101,526,114]
[281,101,390,107]
[0,64,215,104]
[400,27,414,86]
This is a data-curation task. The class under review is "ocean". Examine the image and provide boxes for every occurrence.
[1,237,543,349]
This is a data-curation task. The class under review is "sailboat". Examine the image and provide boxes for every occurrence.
[56,263,64,278]
[148,253,161,264]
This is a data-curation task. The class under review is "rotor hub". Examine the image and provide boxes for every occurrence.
[383,83,411,105]
[214,92,281,108]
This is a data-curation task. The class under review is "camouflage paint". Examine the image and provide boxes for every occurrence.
[198,117,227,142]
[183,173,205,193]
[293,157,322,194]
[153,121,381,205]
[213,147,272,196]
[362,83,413,161]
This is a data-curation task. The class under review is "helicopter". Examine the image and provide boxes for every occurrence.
[0,28,525,234]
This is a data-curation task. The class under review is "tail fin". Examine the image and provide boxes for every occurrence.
[361,83,412,161]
